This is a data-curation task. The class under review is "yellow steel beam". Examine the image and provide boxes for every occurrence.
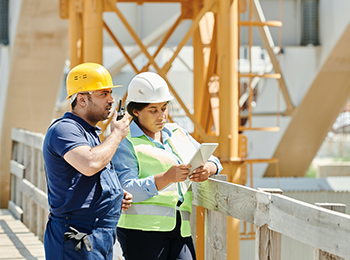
[68,0,83,67]
[238,20,282,27]
[252,0,294,116]
[107,15,179,76]
[217,0,241,259]
[200,18,218,136]
[103,21,140,73]
[193,6,208,141]
[239,73,281,79]
[83,0,103,63]
[192,4,211,257]
[106,0,218,142]
[141,12,187,72]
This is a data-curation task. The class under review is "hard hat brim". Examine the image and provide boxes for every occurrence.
[66,84,122,99]
[126,96,174,103]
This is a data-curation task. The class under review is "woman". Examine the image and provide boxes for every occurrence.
[112,72,223,260]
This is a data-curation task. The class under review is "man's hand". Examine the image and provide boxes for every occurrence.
[122,190,132,211]
[110,111,130,141]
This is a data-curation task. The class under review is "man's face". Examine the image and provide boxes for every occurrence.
[85,89,115,123]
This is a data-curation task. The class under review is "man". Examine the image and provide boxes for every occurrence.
[43,62,132,259]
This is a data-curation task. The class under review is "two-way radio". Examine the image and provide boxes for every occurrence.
[116,99,125,121]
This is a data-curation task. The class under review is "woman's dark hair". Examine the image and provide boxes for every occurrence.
[127,102,150,122]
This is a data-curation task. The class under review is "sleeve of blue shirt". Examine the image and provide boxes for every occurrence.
[49,119,91,157]
[112,139,159,203]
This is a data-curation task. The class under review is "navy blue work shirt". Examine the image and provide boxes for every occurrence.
[43,112,103,215]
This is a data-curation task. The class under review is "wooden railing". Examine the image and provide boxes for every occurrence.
[9,128,48,241]
[8,128,350,259]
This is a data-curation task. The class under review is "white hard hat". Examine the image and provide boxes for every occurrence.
[126,72,174,103]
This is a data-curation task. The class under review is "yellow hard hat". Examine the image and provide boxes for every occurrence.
[66,62,121,99]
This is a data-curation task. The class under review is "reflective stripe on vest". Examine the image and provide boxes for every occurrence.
[122,204,191,221]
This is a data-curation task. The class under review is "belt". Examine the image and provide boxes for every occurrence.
[49,213,119,229]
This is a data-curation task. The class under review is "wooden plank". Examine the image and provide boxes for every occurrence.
[22,144,30,228]
[190,203,197,247]
[269,194,350,258]
[8,201,23,221]
[11,128,44,151]
[28,146,36,235]
[10,160,25,179]
[10,174,16,208]
[255,188,282,260]
[315,203,346,214]
[205,208,227,260]
[314,203,346,260]
[205,175,227,260]
[15,173,22,208]
[11,145,23,208]
[37,152,46,192]
[20,179,49,211]
[255,224,270,259]
[192,178,270,225]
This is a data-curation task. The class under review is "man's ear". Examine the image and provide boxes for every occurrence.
[76,93,87,107]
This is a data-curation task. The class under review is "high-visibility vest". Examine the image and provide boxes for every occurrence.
[117,124,193,237]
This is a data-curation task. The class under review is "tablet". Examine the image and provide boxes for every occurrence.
[187,143,218,173]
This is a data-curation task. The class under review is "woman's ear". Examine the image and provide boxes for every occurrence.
[132,108,139,117]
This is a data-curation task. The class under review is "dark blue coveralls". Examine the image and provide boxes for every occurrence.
[43,112,123,260]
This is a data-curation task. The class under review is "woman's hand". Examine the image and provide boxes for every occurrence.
[154,164,191,190]
[189,161,217,182]
[165,164,191,183]
[189,164,210,182]
[121,190,133,211]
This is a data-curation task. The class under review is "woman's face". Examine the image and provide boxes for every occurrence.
[133,102,168,136]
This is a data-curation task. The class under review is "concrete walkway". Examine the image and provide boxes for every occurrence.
[0,209,45,260]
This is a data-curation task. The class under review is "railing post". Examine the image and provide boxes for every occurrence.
[313,203,346,260]
[205,175,227,260]
[255,188,283,260]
